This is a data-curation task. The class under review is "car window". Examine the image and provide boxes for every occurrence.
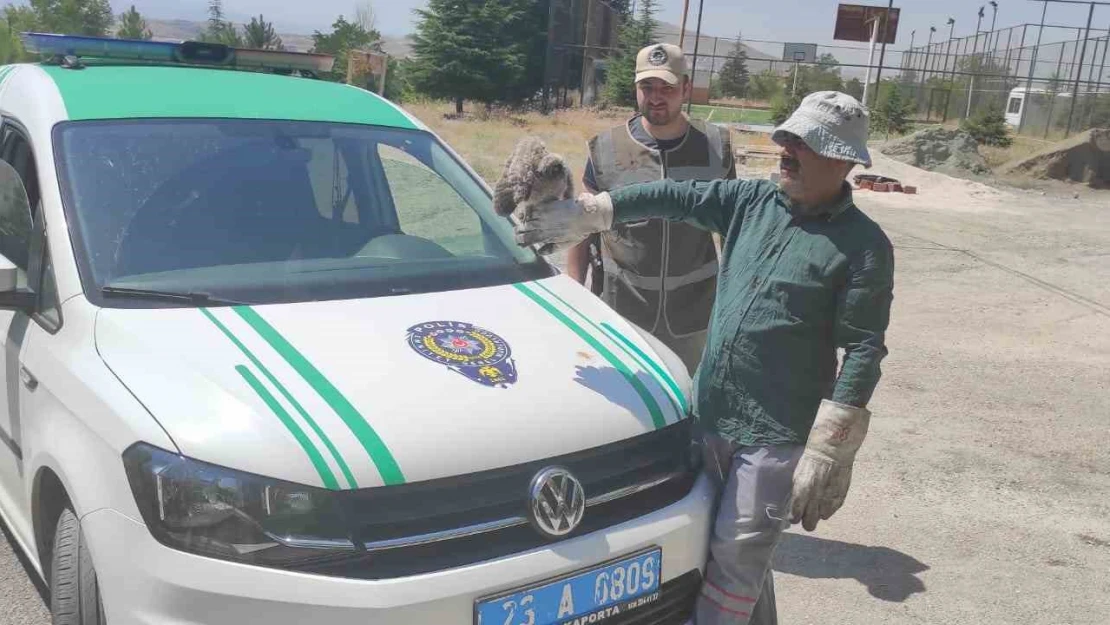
[0,137,34,286]
[54,119,548,307]
[303,138,360,224]
[379,145,485,256]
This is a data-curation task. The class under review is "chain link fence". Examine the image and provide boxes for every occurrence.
[542,6,1110,138]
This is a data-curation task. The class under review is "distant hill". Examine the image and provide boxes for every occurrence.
[147,18,414,58]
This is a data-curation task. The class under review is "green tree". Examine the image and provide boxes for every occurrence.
[961,105,1013,147]
[311,15,381,83]
[244,14,283,50]
[716,34,750,98]
[871,83,913,136]
[844,77,864,101]
[116,5,152,40]
[411,0,547,114]
[17,0,114,37]
[601,0,658,108]
[200,0,242,47]
[796,53,843,94]
[769,92,804,126]
[748,69,783,102]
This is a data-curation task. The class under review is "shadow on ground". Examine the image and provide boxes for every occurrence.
[1,514,49,604]
[774,532,928,602]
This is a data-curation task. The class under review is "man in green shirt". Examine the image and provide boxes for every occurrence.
[514,91,894,625]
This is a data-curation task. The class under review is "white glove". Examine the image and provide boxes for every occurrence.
[790,399,871,532]
[514,192,614,253]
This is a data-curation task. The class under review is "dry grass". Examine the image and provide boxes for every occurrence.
[406,101,781,185]
[980,135,1052,169]
[407,102,630,185]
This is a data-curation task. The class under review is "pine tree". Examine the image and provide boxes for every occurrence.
[200,0,242,47]
[24,0,114,37]
[244,14,283,50]
[602,0,658,108]
[411,0,546,114]
[871,84,913,136]
[310,15,380,83]
[716,33,749,99]
[116,5,152,40]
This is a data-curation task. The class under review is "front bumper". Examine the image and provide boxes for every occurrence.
[83,473,713,624]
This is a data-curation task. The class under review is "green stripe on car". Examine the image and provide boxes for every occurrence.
[529,280,685,420]
[234,365,340,490]
[599,322,688,413]
[200,308,358,489]
[232,306,406,486]
[513,282,667,429]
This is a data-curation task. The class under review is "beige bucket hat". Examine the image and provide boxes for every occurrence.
[772,91,872,168]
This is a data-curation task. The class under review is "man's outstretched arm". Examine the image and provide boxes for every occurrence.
[608,178,744,234]
[515,178,748,251]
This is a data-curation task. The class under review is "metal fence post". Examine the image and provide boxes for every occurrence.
[1020,4,1046,135]
[1066,8,1094,137]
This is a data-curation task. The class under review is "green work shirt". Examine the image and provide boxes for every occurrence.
[609,178,895,447]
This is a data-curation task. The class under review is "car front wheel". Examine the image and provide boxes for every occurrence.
[49,508,106,625]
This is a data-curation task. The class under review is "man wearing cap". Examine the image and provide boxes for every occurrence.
[514,91,894,624]
[566,42,735,374]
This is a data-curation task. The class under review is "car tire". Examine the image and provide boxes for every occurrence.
[49,508,106,625]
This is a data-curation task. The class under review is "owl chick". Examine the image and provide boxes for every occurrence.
[493,136,574,255]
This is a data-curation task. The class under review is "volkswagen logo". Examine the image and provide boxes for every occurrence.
[528,467,585,539]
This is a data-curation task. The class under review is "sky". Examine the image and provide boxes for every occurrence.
[101,0,1110,45]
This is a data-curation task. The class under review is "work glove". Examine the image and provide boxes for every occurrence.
[513,192,614,253]
[493,135,587,255]
[790,399,871,532]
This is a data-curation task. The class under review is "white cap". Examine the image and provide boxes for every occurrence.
[772,91,872,168]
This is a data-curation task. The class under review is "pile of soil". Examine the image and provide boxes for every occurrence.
[879,127,991,176]
[997,128,1109,188]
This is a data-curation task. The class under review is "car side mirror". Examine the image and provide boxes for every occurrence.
[0,254,34,311]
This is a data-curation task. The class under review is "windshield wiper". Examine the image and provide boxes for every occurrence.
[100,286,250,306]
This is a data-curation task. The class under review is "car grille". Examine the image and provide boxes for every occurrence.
[288,419,699,579]
[611,570,702,625]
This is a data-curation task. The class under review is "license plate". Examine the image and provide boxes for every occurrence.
[476,548,662,625]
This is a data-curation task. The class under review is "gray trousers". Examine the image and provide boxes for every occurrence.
[695,440,804,625]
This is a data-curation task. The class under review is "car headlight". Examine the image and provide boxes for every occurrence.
[123,443,355,566]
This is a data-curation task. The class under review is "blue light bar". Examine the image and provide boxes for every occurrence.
[21,32,178,62]
[19,32,335,74]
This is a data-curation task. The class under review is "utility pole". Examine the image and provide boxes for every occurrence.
[944,17,956,82]
[580,0,593,107]
[686,0,706,114]
[863,15,881,104]
[1018,1,1048,133]
[870,0,896,106]
[679,0,691,48]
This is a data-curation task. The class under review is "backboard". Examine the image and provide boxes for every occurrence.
[782,43,818,63]
[834,3,900,44]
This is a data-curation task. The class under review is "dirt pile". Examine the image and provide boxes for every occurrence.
[998,128,1109,188]
[879,127,990,176]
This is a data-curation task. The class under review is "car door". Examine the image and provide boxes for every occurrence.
[0,121,53,544]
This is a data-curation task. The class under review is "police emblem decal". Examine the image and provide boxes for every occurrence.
[648,45,668,66]
[406,321,518,388]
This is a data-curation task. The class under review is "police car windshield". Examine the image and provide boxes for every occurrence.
[55,119,550,307]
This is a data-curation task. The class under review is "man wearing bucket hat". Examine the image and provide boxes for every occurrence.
[513,91,894,624]
[565,42,734,374]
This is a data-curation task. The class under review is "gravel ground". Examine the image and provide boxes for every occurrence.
[2,153,1107,623]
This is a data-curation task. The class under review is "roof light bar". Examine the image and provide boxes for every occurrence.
[20,32,335,74]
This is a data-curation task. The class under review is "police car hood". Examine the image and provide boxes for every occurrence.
[95,277,691,489]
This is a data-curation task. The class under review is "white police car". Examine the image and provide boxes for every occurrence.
[0,33,712,624]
